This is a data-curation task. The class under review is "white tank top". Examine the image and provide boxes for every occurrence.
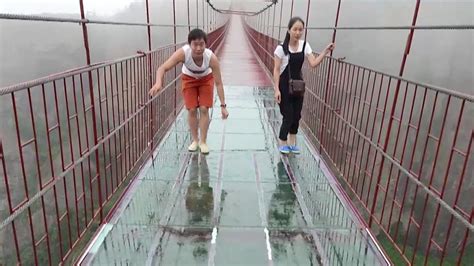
[181,44,213,78]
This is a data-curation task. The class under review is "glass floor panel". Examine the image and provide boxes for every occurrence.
[79,87,389,266]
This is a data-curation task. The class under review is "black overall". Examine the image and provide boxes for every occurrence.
[278,42,306,141]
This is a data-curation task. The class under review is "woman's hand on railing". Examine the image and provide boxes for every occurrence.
[324,43,335,55]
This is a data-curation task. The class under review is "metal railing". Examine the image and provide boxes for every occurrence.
[0,0,229,264]
[1,0,473,265]
[243,0,473,264]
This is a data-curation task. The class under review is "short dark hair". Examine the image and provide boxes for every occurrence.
[188,28,207,44]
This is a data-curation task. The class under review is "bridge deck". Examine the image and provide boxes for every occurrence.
[78,16,388,266]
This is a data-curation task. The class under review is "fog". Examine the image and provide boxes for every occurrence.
[0,0,472,264]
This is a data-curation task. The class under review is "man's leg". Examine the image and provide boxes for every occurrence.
[199,106,210,144]
[182,74,200,151]
[196,74,214,154]
[188,108,199,142]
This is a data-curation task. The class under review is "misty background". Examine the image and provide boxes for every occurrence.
[0,0,473,264]
[1,0,473,94]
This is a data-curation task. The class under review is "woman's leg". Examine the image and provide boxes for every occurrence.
[278,94,293,146]
[288,133,297,147]
[288,96,304,146]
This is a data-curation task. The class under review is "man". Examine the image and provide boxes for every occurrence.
[149,29,228,154]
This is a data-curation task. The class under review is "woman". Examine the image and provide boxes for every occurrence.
[273,17,335,154]
[149,29,229,154]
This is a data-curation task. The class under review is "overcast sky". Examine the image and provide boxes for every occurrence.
[0,0,140,16]
[1,0,450,16]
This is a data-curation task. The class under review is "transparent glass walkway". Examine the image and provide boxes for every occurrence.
[78,86,389,265]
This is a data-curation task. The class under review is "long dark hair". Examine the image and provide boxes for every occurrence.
[282,17,305,55]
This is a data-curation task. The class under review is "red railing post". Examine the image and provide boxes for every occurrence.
[271,3,276,39]
[144,0,155,160]
[290,0,294,18]
[368,0,421,227]
[267,6,271,36]
[263,10,267,54]
[79,0,103,222]
[263,9,266,35]
[187,0,191,32]
[319,0,340,150]
[257,13,261,45]
[304,0,311,38]
[332,0,342,56]
[196,0,199,28]
[145,0,152,51]
[172,0,177,116]
[278,0,284,40]
[262,7,266,35]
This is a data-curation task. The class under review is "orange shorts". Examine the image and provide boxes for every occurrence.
[181,73,214,109]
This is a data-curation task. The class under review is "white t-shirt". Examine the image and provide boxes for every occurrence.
[181,44,213,78]
[274,40,313,74]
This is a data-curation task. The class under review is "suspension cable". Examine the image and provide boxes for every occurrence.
[0,13,198,28]
[275,24,474,30]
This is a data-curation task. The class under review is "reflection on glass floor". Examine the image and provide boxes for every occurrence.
[79,87,389,266]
